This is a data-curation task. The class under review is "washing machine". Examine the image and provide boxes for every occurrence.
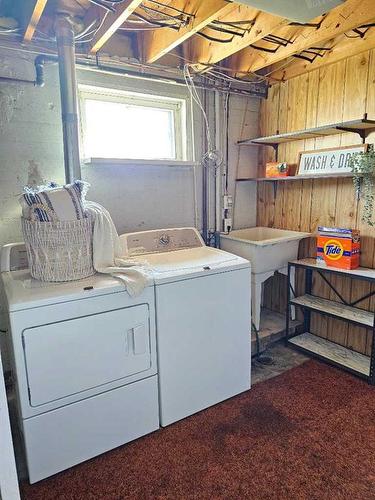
[120,228,251,427]
[0,243,159,484]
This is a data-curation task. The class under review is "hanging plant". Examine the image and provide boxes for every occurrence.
[349,145,375,226]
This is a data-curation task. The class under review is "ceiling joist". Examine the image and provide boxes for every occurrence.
[188,6,288,73]
[23,0,48,41]
[232,0,375,75]
[270,28,375,81]
[142,0,235,64]
[89,0,144,54]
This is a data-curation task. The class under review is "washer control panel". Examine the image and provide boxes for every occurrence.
[121,228,205,256]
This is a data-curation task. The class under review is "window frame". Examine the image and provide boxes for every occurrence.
[78,84,187,162]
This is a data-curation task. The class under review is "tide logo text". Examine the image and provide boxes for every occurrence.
[323,239,344,260]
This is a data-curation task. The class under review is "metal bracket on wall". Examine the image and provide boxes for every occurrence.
[272,180,278,198]
[336,113,371,144]
[335,126,368,143]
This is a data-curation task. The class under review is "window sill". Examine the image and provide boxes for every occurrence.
[83,158,199,167]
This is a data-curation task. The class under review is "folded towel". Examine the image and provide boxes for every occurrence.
[85,201,150,297]
[20,181,89,222]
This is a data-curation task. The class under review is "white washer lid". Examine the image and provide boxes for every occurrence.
[144,246,250,284]
[1,271,152,312]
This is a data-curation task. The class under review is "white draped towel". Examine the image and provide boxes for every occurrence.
[85,201,151,296]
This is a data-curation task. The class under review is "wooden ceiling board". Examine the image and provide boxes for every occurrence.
[270,26,375,81]
[188,4,288,72]
[141,0,235,64]
[232,0,375,74]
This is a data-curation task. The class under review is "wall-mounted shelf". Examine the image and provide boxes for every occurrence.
[237,117,375,148]
[236,173,357,182]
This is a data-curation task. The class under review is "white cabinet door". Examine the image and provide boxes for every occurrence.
[0,350,20,500]
[23,305,151,406]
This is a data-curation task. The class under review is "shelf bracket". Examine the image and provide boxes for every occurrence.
[274,144,279,162]
[272,180,278,198]
[335,126,368,144]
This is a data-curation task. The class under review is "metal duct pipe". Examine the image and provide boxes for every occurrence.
[54,14,81,183]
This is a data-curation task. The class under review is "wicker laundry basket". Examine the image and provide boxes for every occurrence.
[21,217,95,282]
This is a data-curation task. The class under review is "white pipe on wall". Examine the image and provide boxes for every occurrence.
[214,91,222,236]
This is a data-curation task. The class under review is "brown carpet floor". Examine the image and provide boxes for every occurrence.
[21,360,375,500]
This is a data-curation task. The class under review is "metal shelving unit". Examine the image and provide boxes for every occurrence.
[285,258,375,384]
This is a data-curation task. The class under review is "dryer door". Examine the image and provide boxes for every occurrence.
[23,305,151,407]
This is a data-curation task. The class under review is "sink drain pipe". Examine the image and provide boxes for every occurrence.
[54,14,81,183]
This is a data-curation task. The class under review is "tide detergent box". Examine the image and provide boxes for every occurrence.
[316,227,360,270]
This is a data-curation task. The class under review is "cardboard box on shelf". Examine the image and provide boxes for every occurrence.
[265,162,290,178]
[316,226,360,270]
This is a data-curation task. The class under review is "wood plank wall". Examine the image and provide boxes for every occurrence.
[257,50,375,356]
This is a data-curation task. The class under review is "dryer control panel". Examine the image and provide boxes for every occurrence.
[121,228,205,257]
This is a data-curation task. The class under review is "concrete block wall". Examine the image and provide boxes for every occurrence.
[0,46,259,368]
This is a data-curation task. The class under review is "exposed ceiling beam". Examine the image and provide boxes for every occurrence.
[142,0,236,64]
[23,0,48,41]
[89,0,144,54]
[189,6,288,73]
[269,29,375,81]
[232,0,375,75]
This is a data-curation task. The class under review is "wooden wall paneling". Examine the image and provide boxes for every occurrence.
[277,81,289,135]
[258,84,280,176]
[347,189,375,353]
[310,61,346,342]
[309,176,338,339]
[257,182,276,227]
[305,71,320,129]
[297,177,315,315]
[348,191,375,354]
[366,48,375,356]
[260,84,280,136]
[282,73,308,228]
[299,70,319,273]
[257,182,267,226]
[301,69,320,256]
[261,82,286,311]
[342,51,370,122]
[322,55,367,347]
[327,177,358,346]
[366,48,375,142]
[258,50,375,355]
[272,75,311,312]
[315,60,347,126]
[338,52,371,353]
[273,81,289,230]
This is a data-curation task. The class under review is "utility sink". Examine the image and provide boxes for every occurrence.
[220,227,310,275]
[220,227,310,330]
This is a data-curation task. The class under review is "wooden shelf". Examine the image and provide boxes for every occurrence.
[286,258,375,384]
[290,258,375,282]
[291,294,374,328]
[289,332,370,377]
[236,173,356,182]
[237,118,375,147]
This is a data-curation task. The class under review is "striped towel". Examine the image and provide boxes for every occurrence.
[20,181,89,222]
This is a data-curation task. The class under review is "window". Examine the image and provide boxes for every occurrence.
[79,85,186,161]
